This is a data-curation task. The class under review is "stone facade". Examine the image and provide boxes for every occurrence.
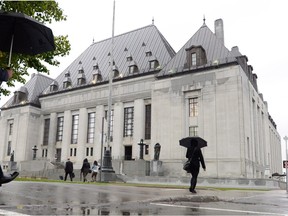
[0,20,282,179]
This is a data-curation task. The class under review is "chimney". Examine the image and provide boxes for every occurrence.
[215,19,224,44]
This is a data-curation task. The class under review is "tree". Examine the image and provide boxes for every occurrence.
[0,1,71,96]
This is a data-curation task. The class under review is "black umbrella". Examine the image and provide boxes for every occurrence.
[179,136,207,148]
[0,10,55,66]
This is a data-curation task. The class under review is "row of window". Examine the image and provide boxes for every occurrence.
[43,105,152,145]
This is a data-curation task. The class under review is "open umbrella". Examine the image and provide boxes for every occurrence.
[179,136,207,148]
[0,10,55,66]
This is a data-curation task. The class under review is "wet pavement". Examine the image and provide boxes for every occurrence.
[0,181,288,215]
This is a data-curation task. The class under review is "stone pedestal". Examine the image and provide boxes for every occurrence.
[100,150,116,182]
[150,160,163,176]
[8,161,17,171]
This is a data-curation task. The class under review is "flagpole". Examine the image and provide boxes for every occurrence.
[101,0,116,181]
[107,0,115,150]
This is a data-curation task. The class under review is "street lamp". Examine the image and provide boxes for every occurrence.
[138,139,145,160]
[284,136,288,193]
[32,145,38,160]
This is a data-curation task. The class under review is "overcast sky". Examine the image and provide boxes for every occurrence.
[1,0,288,157]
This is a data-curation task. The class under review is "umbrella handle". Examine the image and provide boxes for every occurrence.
[8,34,14,67]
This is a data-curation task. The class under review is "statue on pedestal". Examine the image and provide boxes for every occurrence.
[153,143,161,161]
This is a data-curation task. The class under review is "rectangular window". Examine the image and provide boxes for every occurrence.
[86,147,89,156]
[56,116,64,142]
[8,123,13,135]
[74,148,77,156]
[7,141,11,156]
[189,98,198,117]
[145,104,151,140]
[105,110,114,141]
[43,118,50,145]
[124,107,134,137]
[70,148,73,157]
[189,126,198,137]
[191,53,197,66]
[87,112,95,143]
[90,147,93,156]
[71,114,79,144]
[42,149,48,158]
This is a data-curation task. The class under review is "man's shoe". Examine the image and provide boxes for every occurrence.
[189,188,197,193]
[0,172,19,184]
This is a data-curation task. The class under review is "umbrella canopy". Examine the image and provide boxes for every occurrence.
[0,11,55,65]
[179,136,207,148]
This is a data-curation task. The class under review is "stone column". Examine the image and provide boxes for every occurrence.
[61,110,72,162]
[95,105,105,159]
[77,108,88,162]
[133,99,145,159]
[48,112,57,160]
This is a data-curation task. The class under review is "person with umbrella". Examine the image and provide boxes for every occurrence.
[185,139,206,194]
[0,68,19,186]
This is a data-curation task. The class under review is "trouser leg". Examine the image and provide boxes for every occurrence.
[0,165,3,178]
[64,172,68,181]
[190,166,199,190]
[69,172,73,181]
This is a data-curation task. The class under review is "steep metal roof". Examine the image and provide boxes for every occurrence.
[157,22,242,77]
[42,24,175,94]
[1,73,54,109]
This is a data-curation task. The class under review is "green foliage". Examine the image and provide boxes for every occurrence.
[0,0,71,96]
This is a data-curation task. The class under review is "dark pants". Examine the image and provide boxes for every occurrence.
[189,165,200,191]
[0,166,3,178]
[64,172,73,181]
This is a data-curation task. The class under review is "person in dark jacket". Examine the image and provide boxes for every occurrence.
[81,158,91,182]
[186,140,206,194]
[64,158,74,181]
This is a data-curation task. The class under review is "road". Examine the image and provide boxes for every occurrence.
[0,181,288,215]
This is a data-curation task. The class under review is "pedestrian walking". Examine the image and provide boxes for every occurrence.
[64,158,74,181]
[81,158,91,182]
[186,141,206,194]
[91,160,101,182]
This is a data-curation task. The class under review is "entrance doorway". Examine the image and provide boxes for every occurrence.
[124,146,132,160]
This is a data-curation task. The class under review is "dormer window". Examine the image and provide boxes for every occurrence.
[129,61,139,73]
[50,81,58,92]
[63,71,72,89]
[113,65,119,78]
[185,45,207,68]
[13,86,28,105]
[78,66,84,74]
[92,65,102,83]
[127,55,133,62]
[145,49,152,57]
[149,56,159,70]
[77,73,86,85]
[93,63,99,70]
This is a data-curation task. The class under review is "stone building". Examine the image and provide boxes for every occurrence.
[0,19,282,179]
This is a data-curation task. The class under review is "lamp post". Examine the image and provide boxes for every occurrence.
[284,136,288,193]
[32,145,38,160]
[138,139,145,160]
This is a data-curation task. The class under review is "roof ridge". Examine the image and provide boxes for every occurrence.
[89,24,155,47]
